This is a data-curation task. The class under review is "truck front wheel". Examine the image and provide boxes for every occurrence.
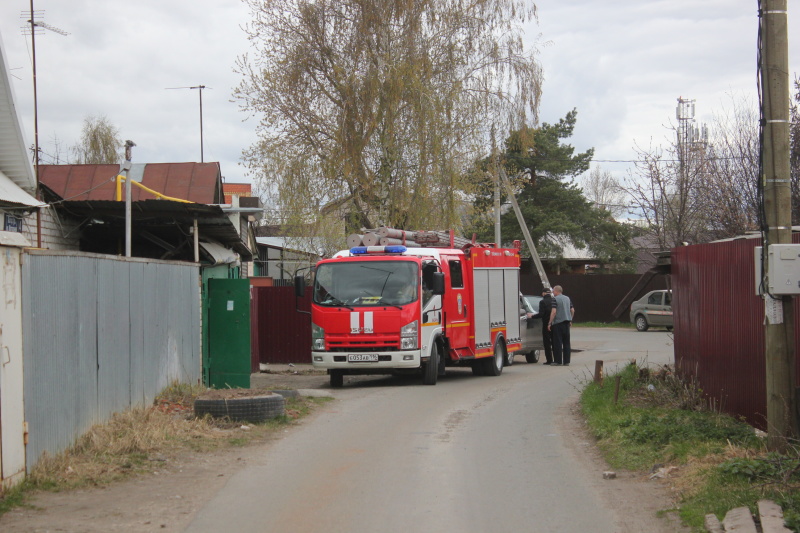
[484,341,505,376]
[422,344,439,385]
[330,370,344,388]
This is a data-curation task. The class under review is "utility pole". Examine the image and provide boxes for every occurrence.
[123,140,136,257]
[165,85,209,162]
[490,126,501,246]
[23,3,68,247]
[760,0,795,451]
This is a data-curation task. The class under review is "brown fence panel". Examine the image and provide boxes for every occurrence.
[672,234,800,430]
[251,286,312,365]
[520,262,669,323]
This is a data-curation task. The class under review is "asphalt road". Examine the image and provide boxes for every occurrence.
[186,327,676,533]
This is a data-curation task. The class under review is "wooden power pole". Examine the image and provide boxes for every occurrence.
[761,0,796,451]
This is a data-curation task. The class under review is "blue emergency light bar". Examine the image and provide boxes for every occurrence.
[350,245,408,255]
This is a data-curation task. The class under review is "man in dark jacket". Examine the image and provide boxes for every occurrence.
[538,289,554,365]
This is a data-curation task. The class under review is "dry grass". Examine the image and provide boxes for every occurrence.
[27,407,228,489]
[625,364,710,411]
[24,381,328,492]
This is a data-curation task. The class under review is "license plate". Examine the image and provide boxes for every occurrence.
[348,354,379,362]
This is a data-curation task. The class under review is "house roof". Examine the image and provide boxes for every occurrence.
[39,162,224,204]
[57,199,253,261]
[0,28,37,197]
[0,170,40,207]
[256,236,323,257]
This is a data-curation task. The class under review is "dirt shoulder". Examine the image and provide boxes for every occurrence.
[0,368,686,533]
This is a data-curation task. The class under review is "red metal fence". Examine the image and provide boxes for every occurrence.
[251,286,311,367]
[251,271,672,366]
[672,235,800,430]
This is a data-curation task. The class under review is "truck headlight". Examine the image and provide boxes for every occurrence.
[312,322,325,351]
[400,320,418,350]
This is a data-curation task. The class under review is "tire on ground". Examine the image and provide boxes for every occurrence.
[330,370,344,388]
[194,394,285,423]
[483,340,505,376]
[525,349,540,364]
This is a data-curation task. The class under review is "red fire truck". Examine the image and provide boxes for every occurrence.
[295,230,524,387]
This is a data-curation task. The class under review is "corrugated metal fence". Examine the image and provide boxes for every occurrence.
[521,269,670,323]
[252,286,311,365]
[672,235,800,430]
[22,250,201,469]
[251,272,671,366]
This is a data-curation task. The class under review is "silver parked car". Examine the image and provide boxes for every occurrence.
[630,290,673,332]
[506,294,544,365]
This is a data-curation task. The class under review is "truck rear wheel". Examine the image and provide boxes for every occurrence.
[330,370,344,388]
[484,341,505,376]
[422,343,439,385]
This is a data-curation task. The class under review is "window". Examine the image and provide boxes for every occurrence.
[449,260,464,288]
[647,292,662,305]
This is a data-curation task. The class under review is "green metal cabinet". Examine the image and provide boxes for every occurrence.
[207,278,251,388]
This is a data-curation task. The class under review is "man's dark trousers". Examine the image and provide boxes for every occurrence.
[552,322,571,365]
[541,324,553,364]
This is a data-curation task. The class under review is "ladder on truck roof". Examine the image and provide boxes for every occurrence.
[347,228,474,249]
[348,208,550,291]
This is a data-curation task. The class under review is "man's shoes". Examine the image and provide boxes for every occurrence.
[543,362,552,365]
[563,363,570,366]
[552,363,562,366]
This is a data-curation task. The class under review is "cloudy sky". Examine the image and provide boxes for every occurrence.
[1,0,798,189]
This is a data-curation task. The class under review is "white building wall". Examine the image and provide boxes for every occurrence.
[21,207,80,250]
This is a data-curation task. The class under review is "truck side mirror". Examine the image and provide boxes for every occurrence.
[294,275,305,297]
[432,272,445,295]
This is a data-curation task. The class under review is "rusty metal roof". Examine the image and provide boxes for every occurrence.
[38,162,223,204]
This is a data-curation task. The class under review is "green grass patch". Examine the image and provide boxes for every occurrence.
[579,362,800,531]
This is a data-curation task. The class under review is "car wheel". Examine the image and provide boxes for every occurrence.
[635,315,649,332]
[484,340,504,376]
[666,326,673,331]
[330,370,344,388]
[423,343,439,385]
[505,348,514,367]
[525,350,540,364]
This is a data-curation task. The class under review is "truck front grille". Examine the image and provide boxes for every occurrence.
[327,335,400,352]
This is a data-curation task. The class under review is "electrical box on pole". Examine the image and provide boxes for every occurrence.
[755,245,800,295]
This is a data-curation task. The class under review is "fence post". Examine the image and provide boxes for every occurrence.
[594,360,604,385]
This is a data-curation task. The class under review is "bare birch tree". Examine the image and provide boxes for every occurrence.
[622,137,711,249]
[237,0,542,239]
[703,94,760,239]
[580,166,626,218]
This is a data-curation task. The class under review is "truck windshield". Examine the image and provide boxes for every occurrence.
[313,260,419,307]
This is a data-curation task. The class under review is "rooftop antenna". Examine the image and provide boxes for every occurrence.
[165,85,210,163]
[20,3,69,247]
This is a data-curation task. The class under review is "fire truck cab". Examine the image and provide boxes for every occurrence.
[297,242,523,387]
